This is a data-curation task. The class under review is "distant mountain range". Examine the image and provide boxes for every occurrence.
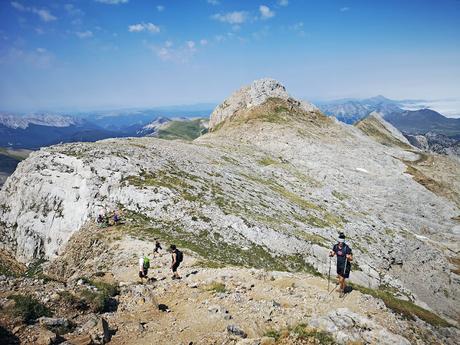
[0,106,214,149]
[318,96,460,139]
[317,95,404,124]
[385,109,460,139]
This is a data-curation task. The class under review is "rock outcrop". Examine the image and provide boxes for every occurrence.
[405,131,460,157]
[208,78,317,130]
[0,79,459,322]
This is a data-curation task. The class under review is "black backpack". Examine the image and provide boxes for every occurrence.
[175,250,183,263]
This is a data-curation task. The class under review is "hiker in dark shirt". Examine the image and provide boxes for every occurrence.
[170,244,183,280]
[153,239,162,256]
[330,232,353,296]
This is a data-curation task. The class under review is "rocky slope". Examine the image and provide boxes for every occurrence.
[405,132,460,157]
[0,78,459,327]
[354,112,413,149]
[1,226,457,345]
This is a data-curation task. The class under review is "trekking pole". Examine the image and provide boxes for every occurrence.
[327,255,331,292]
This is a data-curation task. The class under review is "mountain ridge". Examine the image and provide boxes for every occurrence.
[0,79,459,326]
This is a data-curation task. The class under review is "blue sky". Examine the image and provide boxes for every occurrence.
[0,0,459,112]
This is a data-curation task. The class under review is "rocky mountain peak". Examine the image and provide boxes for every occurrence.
[208,78,317,130]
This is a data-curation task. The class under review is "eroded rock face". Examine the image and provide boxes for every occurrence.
[208,78,317,130]
[309,308,411,345]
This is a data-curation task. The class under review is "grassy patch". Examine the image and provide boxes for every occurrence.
[23,258,54,282]
[266,324,335,344]
[123,168,200,201]
[258,157,278,166]
[205,281,227,294]
[294,231,328,247]
[157,119,207,141]
[355,116,412,150]
[264,329,281,341]
[350,283,451,327]
[291,324,335,344]
[121,211,321,275]
[78,278,119,313]
[8,294,52,324]
[332,190,348,201]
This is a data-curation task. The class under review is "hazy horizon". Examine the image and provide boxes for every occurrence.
[1,0,459,113]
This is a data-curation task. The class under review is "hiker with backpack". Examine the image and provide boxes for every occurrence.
[170,244,183,280]
[329,232,353,297]
[138,253,150,281]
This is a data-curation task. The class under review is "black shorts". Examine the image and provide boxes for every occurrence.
[337,263,351,278]
[139,269,148,278]
[172,262,180,272]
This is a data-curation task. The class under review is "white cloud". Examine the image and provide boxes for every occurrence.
[200,39,208,46]
[340,7,350,12]
[212,11,248,24]
[10,1,57,22]
[65,4,84,17]
[76,30,93,38]
[128,23,160,33]
[157,5,164,12]
[10,1,25,11]
[207,0,220,5]
[289,22,306,36]
[150,40,198,63]
[35,9,56,22]
[259,5,275,19]
[95,0,128,4]
[277,0,289,6]
[0,47,54,68]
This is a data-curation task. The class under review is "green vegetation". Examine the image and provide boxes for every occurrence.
[23,258,55,282]
[121,211,321,275]
[291,324,335,344]
[157,119,207,141]
[8,294,51,324]
[242,172,344,229]
[355,116,412,150]
[205,281,227,293]
[265,324,335,344]
[294,231,328,247]
[78,278,119,313]
[264,329,281,340]
[123,168,200,202]
[58,291,79,306]
[258,156,278,166]
[350,283,451,327]
[332,190,348,201]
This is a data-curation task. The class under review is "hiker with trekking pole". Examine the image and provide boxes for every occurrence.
[329,232,353,297]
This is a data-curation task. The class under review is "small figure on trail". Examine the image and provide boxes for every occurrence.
[170,244,183,280]
[113,210,120,225]
[139,253,150,282]
[153,239,162,256]
[329,232,353,297]
[96,213,104,227]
